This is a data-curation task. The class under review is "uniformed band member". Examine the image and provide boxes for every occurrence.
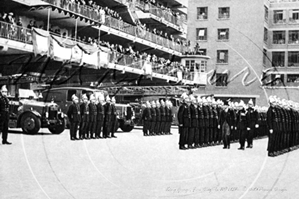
[267,96,299,157]
[67,94,81,140]
[237,101,248,150]
[177,93,190,150]
[79,94,89,139]
[189,95,198,149]
[160,100,166,135]
[150,101,156,136]
[103,96,112,138]
[155,100,161,135]
[142,101,151,136]
[165,100,173,135]
[246,99,258,148]
[110,97,118,138]
[0,85,11,145]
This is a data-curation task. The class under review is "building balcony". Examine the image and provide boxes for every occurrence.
[0,21,196,85]
[36,0,184,55]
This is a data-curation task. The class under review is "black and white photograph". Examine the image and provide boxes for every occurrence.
[0,0,299,198]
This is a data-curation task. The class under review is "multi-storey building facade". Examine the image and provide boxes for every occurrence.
[187,0,299,106]
[0,0,201,101]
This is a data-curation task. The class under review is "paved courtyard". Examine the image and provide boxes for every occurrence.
[0,127,298,199]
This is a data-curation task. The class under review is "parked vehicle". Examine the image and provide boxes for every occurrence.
[8,89,65,134]
[41,87,135,132]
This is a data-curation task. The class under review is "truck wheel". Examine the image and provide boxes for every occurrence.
[120,124,134,132]
[21,112,41,134]
[49,118,66,134]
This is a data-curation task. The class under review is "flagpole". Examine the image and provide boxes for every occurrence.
[47,8,51,31]
[75,18,78,42]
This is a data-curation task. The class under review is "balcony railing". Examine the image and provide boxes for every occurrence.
[0,21,33,44]
[41,0,184,54]
[0,21,192,81]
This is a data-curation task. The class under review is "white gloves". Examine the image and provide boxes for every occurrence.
[255,124,259,128]
[247,127,250,131]
[269,129,273,134]
[218,125,220,129]
[235,127,237,130]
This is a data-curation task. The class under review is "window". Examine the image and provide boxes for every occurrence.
[200,60,207,72]
[217,50,228,63]
[272,52,285,67]
[271,74,284,86]
[287,74,299,86]
[218,28,229,40]
[67,90,77,101]
[264,27,268,43]
[198,48,206,55]
[289,9,299,23]
[288,51,299,67]
[273,31,285,44]
[273,10,285,23]
[197,7,208,20]
[218,7,230,19]
[265,6,269,21]
[216,73,228,87]
[288,30,299,44]
[196,28,207,40]
[185,60,195,72]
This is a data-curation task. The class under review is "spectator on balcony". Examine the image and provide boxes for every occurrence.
[54,28,61,35]
[99,7,105,23]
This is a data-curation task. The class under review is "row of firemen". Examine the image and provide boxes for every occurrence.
[67,93,118,140]
[177,94,260,150]
[267,95,299,157]
[141,100,173,136]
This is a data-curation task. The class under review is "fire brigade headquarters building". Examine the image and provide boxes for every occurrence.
[187,0,299,105]
[0,0,298,106]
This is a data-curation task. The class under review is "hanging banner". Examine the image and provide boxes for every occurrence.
[81,51,99,69]
[50,36,72,62]
[32,28,50,56]
[99,47,110,68]
[70,45,83,64]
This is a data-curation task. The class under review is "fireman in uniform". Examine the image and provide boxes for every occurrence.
[67,94,81,140]
[197,96,205,147]
[110,97,118,138]
[103,96,112,138]
[142,101,151,136]
[150,101,156,136]
[88,94,97,139]
[79,94,89,139]
[202,97,210,147]
[160,100,166,135]
[155,100,161,135]
[218,103,233,149]
[246,99,259,148]
[177,93,190,150]
[165,100,173,135]
[0,85,11,145]
[237,101,248,150]
[189,95,198,149]
[95,93,105,139]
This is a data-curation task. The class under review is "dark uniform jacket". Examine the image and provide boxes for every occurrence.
[67,103,81,123]
[177,103,191,127]
[219,109,232,127]
[202,105,210,127]
[89,103,97,122]
[267,106,278,131]
[150,107,156,122]
[104,103,112,124]
[142,107,151,121]
[80,102,89,122]
[0,94,9,121]
[197,105,204,128]
[190,104,198,128]
[166,107,172,122]
[246,107,258,128]
[97,103,105,122]
[155,107,161,122]
[237,108,248,130]
[212,106,219,127]
[111,104,117,122]
[160,106,166,122]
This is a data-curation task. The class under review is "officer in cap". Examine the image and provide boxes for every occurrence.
[189,95,198,148]
[196,96,205,147]
[246,99,258,148]
[177,93,190,149]
[267,96,280,156]
[95,93,105,138]
[80,94,89,139]
[142,101,152,136]
[0,85,11,145]
[67,94,80,140]
[202,97,210,147]
[88,94,97,139]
